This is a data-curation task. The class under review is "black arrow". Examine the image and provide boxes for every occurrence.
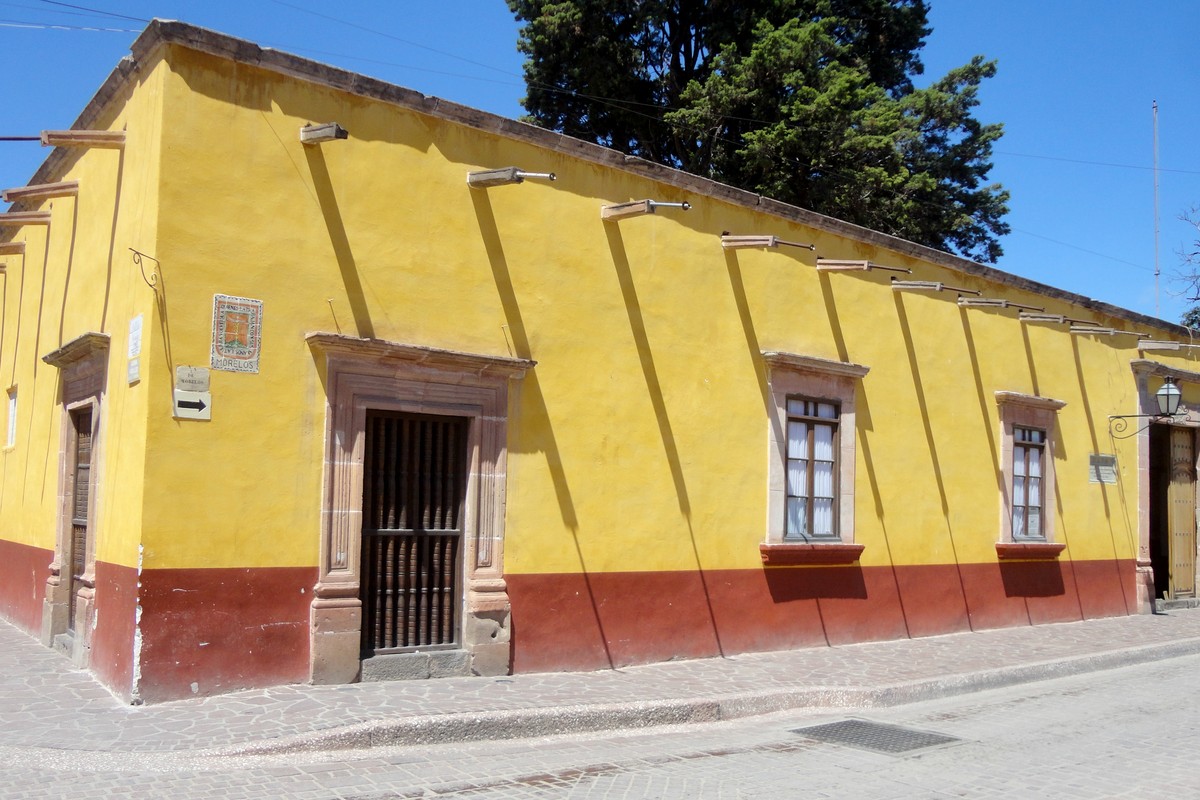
[178,398,207,412]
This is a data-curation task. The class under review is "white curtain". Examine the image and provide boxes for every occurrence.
[786,497,805,538]
[785,412,838,538]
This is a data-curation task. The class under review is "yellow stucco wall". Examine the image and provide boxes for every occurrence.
[0,60,163,569]
[9,39,1199,582]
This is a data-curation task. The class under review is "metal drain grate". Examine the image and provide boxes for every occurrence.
[791,719,959,754]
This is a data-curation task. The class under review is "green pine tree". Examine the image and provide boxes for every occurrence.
[508,0,1010,263]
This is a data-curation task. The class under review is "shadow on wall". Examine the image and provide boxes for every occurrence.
[1000,560,1066,598]
[818,266,915,640]
[468,189,578,531]
[55,199,79,350]
[99,149,125,332]
[764,566,867,601]
[469,188,614,664]
[304,145,374,340]
[603,220,724,657]
[499,259,1138,672]
[892,291,975,629]
[1071,335,1135,614]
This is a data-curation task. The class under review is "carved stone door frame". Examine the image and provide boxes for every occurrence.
[306,333,532,684]
[41,332,109,666]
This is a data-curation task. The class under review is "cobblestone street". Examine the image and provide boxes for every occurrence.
[4,653,1198,798]
[4,611,1200,798]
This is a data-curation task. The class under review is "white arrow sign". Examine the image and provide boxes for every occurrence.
[173,389,212,420]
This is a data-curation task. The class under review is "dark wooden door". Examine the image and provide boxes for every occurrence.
[360,411,467,655]
[68,407,92,634]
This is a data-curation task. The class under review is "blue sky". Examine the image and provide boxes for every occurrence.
[2,1,1197,324]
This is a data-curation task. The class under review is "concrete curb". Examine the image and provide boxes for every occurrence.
[211,636,1200,757]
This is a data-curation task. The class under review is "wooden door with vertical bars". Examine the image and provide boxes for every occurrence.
[1168,426,1197,599]
[360,411,467,655]
[68,407,92,633]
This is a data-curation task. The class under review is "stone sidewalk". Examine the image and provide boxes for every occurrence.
[4,609,1200,757]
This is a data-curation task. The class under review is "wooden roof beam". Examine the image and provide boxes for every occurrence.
[600,199,690,220]
[721,234,815,251]
[1070,326,1150,338]
[891,279,981,296]
[957,297,1045,312]
[0,242,25,255]
[467,166,556,188]
[816,258,911,274]
[0,211,51,227]
[2,180,79,203]
[40,130,125,149]
[1138,340,1200,351]
[299,122,348,144]
[1019,312,1099,327]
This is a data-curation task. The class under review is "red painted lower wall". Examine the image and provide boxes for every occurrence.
[506,559,1137,674]
[0,539,52,634]
[0,549,1141,700]
[136,566,317,703]
[91,561,139,698]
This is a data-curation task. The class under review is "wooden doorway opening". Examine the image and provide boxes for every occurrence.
[67,406,94,635]
[1168,427,1197,599]
[360,411,468,656]
[1150,425,1197,600]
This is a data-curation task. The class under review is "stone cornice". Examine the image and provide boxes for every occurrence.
[305,332,535,377]
[994,391,1067,412]
[1129,359,1200,384]
[761,351,869,380]
[42,332,110,369]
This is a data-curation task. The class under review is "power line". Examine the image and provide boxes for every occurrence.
[997,149,1200,176]
[208,7,1192,273]
[2,0,105,17]
[0,18,138,31]
[267,0,513,78]
[10,4,1199,178]
[34,0,147,23]
[0,3,1171,276]
[258,44,526,91]
[1010,227,1154,274]
[12,5,1200,177]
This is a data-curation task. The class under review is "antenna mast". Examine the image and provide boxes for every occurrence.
[1154,100,1161,318]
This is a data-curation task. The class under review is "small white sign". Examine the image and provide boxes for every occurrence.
[1089,454,1118,484]
[173,389,211,421]
[128,314,143,358]
[176,366,211,392]
[127,314,143,385]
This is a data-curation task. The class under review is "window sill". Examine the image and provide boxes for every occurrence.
[995,542,1066,560]
[760,542,865,566]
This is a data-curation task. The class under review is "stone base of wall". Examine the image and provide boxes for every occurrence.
[362,650,470,681]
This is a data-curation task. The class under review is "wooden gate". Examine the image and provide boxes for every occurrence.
[1168,426,1197,599]
[360,411,467,655]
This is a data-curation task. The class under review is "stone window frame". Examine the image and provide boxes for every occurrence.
[306,333,533,684]
[761,351,869,566]
[995,391,1067,560]
[783,396,842,541]
[40,332,109,664]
